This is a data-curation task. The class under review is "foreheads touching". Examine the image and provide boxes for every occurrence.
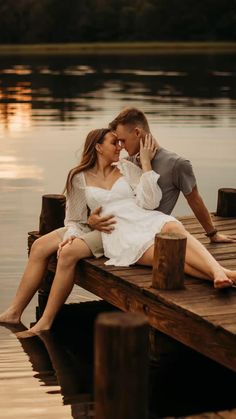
[109,107,150,156]
[109,107,149,132]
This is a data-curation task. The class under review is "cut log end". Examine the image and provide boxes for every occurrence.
[152,232,186,290]
[39,194,66,235]
[216,188,236,217]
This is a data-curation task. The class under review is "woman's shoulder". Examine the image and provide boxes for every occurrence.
[118,158,142,174]
[71,170,86,188]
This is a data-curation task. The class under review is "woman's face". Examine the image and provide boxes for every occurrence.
[98,132,122,162]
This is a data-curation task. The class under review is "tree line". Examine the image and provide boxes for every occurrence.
[0,0,235,44]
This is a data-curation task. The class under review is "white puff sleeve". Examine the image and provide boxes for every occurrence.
[63,172,91,241]
[117,159,162,210]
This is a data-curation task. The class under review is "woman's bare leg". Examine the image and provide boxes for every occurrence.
[137,221,234,289]
[0,231,61,324]
[17,238,92,337]
[137,245,210,279]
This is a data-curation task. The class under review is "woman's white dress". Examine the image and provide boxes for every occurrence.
[63,159,179,267]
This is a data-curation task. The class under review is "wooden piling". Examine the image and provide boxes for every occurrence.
[94,312,148,419]
[39,194,66,235]
[34,194,65,317]
[216,188,236,217]
[152,233,186,290]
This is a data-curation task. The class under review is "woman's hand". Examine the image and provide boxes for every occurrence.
[57,235,77,258]
[139,134,158,172]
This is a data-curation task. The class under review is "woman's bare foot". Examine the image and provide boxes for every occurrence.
[213,270,233,289]
[16,322,51,339]
[223,268,236,285]
[0,308,21,324]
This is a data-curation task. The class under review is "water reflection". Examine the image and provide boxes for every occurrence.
[2,301,236,419]
[0,53,236,130]
[0,52,236,418]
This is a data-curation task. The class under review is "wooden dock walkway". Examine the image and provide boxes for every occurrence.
[31,212,236,374]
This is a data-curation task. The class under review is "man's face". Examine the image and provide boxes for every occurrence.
[115,123,140,156]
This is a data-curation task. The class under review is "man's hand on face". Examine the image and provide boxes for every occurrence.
[87,207,116,234]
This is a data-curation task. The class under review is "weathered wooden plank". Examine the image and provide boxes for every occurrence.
[76,260,236,373]
[204,244,236,254]
[183,214,235,225]
[185,223,236,235]
[185,409,236,419]
[220,260,236,268]
[203,314,236,334]
[31,210,236,375]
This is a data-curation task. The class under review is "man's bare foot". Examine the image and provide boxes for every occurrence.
[213,271,233,289]
[0,308,21,324]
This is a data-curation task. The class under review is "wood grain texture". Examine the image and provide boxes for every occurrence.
[94,312,148,419]
[29,213,236,373]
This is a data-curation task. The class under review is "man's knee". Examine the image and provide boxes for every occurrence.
[58,244,79,266]
[58,238,90,266]
[30,237,48,259]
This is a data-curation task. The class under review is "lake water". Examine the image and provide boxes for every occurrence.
[0,52,236,418]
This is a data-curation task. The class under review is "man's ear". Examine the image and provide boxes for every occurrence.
[134,127,142,137]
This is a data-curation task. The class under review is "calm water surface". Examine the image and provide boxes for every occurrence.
[0,53,236,418]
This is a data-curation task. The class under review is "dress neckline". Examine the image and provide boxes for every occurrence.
[82,172,124,191]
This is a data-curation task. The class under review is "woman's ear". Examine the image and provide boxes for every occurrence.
[95,143,103,154]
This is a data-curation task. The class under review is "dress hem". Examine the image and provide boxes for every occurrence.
[104,218,180,267]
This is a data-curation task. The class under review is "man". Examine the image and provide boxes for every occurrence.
[87,107,236,248]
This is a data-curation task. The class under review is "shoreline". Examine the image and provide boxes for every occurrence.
[0,41,236,55]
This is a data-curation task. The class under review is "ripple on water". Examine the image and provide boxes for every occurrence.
[0,322,95,419]
[0,327,71,419]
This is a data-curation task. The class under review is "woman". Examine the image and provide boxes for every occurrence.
[1,128,235,337]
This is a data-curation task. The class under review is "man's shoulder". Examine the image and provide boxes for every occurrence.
[155,148,192,166]
[155,147,183,162]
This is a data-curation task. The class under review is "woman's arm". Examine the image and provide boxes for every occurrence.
[119,145,162,210]
[63,173,90,241]
[134,135,162,209]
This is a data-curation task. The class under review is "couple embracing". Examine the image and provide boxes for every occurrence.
[1,107,236,337]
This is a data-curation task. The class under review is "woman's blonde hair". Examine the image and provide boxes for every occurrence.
[64,128,110,194]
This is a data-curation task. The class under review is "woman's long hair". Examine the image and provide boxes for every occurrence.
[64,128,110,195]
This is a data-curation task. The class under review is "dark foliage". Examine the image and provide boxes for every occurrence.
[0,0,235,43]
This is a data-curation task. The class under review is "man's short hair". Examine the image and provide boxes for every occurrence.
[109,107,149,131]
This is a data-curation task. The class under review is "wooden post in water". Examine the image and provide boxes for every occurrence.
[95,312,148,419]
[36,194,65,317]
[39,194,66,235]
[216,188,236,217]
[152,233,186,290]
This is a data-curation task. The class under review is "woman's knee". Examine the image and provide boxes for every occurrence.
[161,221,186,235]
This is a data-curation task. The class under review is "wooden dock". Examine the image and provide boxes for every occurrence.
[30,211,236,374]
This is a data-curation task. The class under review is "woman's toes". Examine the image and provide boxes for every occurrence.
[15,330,36,339]
[214,278,233,289]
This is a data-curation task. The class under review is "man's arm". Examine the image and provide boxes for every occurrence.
[87,207,116,233]
[185,186,236,243]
